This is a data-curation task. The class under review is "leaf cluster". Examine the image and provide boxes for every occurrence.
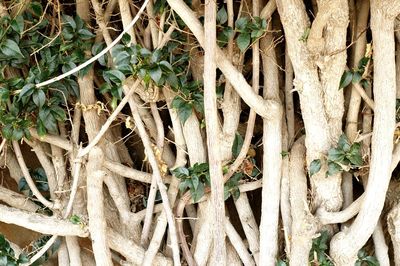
[98,36,181,109]
[235,16,267,52]
[339,57,371,89]
[0,234,29,266]
[214,6,267,51]
[355,249,379,266]
[309,231,334,266]
[172,163,210,202]
[310,134,363,177]
[0,4,95,140]
[171,80,203,124]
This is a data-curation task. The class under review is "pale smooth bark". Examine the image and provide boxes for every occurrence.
[259,33,283,265]
[0,204,88,236]
[204,0,226,263]
[330,1,399,263]
[289,137,318,265]
[86,148,113,266]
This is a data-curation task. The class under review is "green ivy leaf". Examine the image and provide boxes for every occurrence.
[338,134,350,152]
[69,215,81,224]
[190,181,205,202]
[18,253,29,263]
[352,71,362,84]
[192,163,209,173]
[172,97,192,124]
[166,72,179,89]
[62,15,76,30]
[327,161,342,176]
[11,15,24,34]
[179,180,190,193]
[358,57,369,69]
[251,29,264,39]
[235,17,248,31]
[217,26,233,46]
[172,167,189,178]
[159,61,173,72]
[192,174,199,190]
[232,132,244,158]
[328,148,346,163]
[19,83,35,105]
[360,79,370,89]
[276,260,288,266]
[103,70,125,85]
[347,143,363,166]
[12,128,24,140]
[77,28,95,40]
[339,71,353,89]
[237,33,250,52]
[114,51,130,68]
[2,124,13,139]
[1,39,24,58]
[36,119,47,136]
[217,6,228,24]
[32,90,46,107]
[121,33,131,45]
[309,159,321,176]
[30,2,43,16]
[149,66,162,84]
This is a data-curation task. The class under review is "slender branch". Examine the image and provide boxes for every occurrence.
[12,141,55,209]
[29,128,72,151]
[23,236,58,266]
[225,219,256,266]
[316,194,364,225]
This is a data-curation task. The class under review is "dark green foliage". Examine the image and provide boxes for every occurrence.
[224,172,242,200]
[171,80,204,124]
[172,163,211,202]
[0,4,95,140]
[355,249,379,266]
[235,17,267,52]
[309,134,363,177]
[309,231,334,266]
[0,234,29,266]
[339,57,371,89]
[232,132,244,158]
[18,167,49,196]
[309,159,321,176]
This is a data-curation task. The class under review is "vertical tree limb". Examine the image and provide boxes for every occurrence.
[259,29,283,265]
[86,147,113,265]
[330,1,399,263]
[204,0,225,263]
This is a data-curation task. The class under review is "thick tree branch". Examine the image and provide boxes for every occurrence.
[0,204,88,236]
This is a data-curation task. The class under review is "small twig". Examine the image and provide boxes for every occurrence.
[63,152,82,219]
